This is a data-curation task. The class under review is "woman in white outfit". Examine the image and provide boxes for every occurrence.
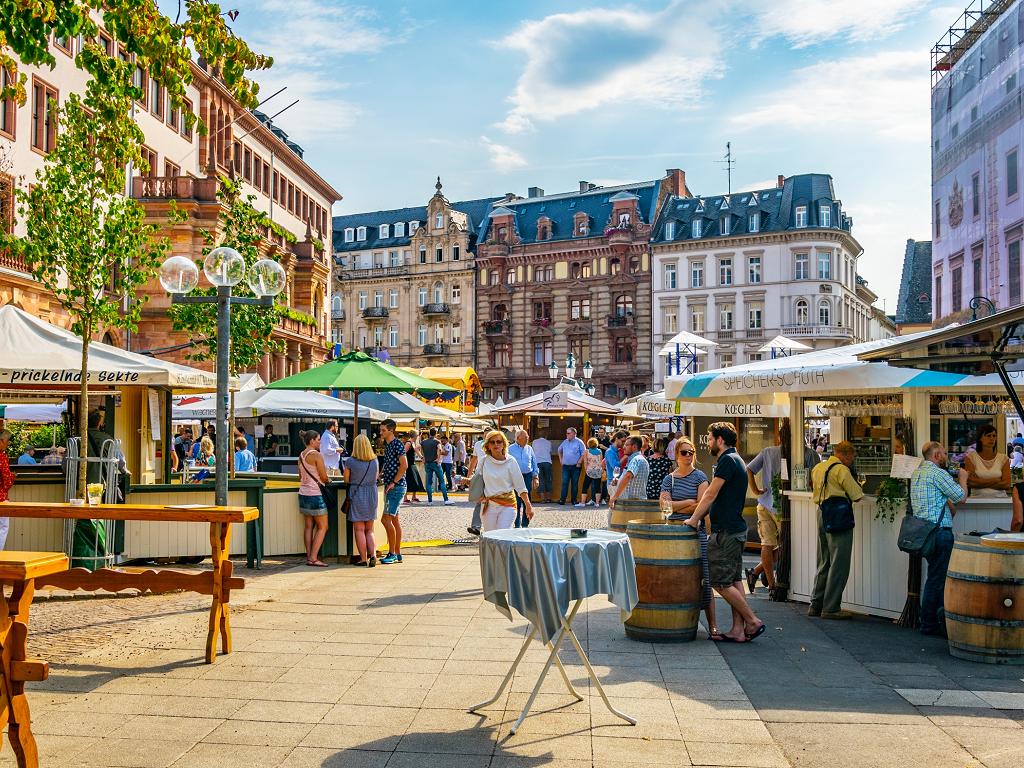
[479,430,532,531]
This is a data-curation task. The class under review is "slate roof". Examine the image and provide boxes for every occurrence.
[332,196,501,254]
[895,239,933,326]
[250,109,303,159]
[475,181,660,245]
[651,173,853,241]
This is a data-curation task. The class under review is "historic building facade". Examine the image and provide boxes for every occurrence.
[0,33,339,377]
[650,174,882,389]
[474,171,689,403]
[332,180,496,369]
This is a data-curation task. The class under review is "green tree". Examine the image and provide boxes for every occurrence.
[0,94,180,495]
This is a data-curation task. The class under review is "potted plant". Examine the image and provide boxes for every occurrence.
[874,477,907,523]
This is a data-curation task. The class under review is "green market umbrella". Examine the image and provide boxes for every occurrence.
[264,351,458,436]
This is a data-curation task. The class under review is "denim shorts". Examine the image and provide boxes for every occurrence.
[298,494,327,516]
[383,484,406,517]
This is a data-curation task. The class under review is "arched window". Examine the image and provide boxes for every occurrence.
[818,299,831,327]
[795,299,809,326]
[614,294,634,317]
[570,262,581,279]
[629,256,641,273]
[433,281,444,303]
[609,258,621,276]
[492,303,508,321]
[332,295,342,313]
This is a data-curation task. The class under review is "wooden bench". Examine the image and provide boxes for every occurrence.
[0,503,258,664]
[0,551,68,768]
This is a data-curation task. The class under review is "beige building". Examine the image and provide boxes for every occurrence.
[332,179,497,368]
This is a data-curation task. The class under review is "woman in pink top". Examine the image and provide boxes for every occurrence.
[298,430,330,566]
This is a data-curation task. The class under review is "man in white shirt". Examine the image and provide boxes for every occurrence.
[320,420,342,476]
[531,433,553,503]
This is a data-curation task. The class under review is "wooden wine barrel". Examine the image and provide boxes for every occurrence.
[945,534,1024,665]
[624,522,702,642]
[609,498,663,533]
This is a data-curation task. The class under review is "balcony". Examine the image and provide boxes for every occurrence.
[715,330,734,341]
[483,319,511,336]
[781,324,853,339]
[607,313,635,330]
[0,248,29,275]
[361,306,389,321]
[421,302,450,316]
[132,175,217,201]
[423,343,448,356]
[745,328,764,340]
[331,308,345,321]
[604,225,634,255]
[340,265,410,280]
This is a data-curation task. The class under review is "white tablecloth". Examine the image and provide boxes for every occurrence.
[479,528,638,643]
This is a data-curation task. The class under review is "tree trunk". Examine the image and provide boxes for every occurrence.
[77,321,91,499]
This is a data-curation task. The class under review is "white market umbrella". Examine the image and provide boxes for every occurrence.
[758,335,812,354]
[173,388,387,421]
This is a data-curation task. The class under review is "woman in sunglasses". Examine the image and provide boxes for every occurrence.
[659,437,719,640]
[479,430,533,531]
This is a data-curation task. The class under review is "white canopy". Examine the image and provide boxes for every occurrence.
[617,390,788,419]
[663,330,717,347]
[173,388,388,421]
[758,335,812,353]
[489,383,621,416]
[358,391,460,422]
[0,305,219,392]
[0,402,67,422]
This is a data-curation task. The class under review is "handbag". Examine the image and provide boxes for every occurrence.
[468,457,486,503]
[897,513,939,558]
[817,462,855,533]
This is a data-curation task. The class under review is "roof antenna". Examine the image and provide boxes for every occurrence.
[718,141,735,195]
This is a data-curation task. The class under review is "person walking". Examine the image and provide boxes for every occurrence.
[233,437,257,472]
[344,434,380,567]
[403,433,424,504]
[320,420,343,477]
[0,430,15,549]
[532,432,553,503]
[557,427,586,505]
[582,438,605,506]
[660,436,718,639]
[508,429,538,528]
[683,422,765,643]
[604,430,628,501]
[454,433,468,476]
[478,430,532,531]
[911,441,968,636]
[420,428,453,505]
[439,433,455,491]
[609,435,650,505]
[379,419,407,564]
[297,431,330,567]
[745,431,784,594]
[808,440,863,619]
[645,437,674,500]
[466,433,487,536]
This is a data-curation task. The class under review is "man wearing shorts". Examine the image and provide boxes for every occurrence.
[379,419,407,564]
[745,430,784,594]
[684,422,765,643]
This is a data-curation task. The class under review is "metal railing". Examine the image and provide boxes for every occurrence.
[423,343,448,355]
[781,324,852,338]
[421,303,450,315]
[64,436,121,569]
[361,306,389,319]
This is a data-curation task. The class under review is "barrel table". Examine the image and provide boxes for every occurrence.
[624,521,702,642]
[609,498,664,533]
[945,533,1024,665]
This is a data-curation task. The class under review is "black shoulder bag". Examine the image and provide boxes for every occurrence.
[817,462,856,533]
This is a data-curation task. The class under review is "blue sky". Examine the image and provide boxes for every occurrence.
[222,0,967,311]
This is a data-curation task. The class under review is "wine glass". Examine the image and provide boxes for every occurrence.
[660,498,674,521]
[857,472,867,486]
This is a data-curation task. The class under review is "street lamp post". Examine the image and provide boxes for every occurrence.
[160,247,286,506]
[547,354,595,396]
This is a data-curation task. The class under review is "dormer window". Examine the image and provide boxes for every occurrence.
[344,227,354,243]
[692,219,702,239]
[394,222,406,237]
[820,204,832,227]
[434,213,444,229]
[379,224,390,239]
[618,211,631,227]
[748,214,759,233]
[574,213,589,236]
[795,205,808,228]
[356,226,367,241]
[497,226,508,243]
[664,221,675,241]
[409,220,419,233]
[537,217,552,241]
[720,216,730,236]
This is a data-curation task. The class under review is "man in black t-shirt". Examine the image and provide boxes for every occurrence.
[684,421,765,644]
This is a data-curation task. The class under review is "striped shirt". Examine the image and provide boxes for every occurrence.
[660,469,709,501]
[910,460,964,528]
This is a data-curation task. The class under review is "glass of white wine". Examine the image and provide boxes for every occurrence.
[660,498,674,521]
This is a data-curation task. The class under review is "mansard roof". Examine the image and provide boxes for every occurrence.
[895,239,933,326]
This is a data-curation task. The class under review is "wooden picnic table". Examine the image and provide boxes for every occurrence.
[0,502,258,663]
[0,551,68,768]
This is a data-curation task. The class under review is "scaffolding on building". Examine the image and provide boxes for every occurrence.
[932,0,1015,84]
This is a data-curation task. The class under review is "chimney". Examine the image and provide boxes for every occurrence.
[579,180,592,192]
[665,168,687,197]
[777,174,786,188]
[528,186,544,198]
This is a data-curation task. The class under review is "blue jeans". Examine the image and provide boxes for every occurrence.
[921,527,955,633]
[537,462,553,494]
[560,465,581,504]
[515,472,532,528]
[384,484,406,516]
[424,461,448,502]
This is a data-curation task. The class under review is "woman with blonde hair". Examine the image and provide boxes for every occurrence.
[198,436,216,466]
[659,436,719,640]
[344,434,380,567]
[479,430,532,531]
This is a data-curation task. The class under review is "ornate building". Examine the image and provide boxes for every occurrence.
[332,180,497,369]
[474,172,688,403]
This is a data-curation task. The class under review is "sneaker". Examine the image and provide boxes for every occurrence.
[586,500,596,507]
[444,500,455,505]
[395,554,403,563]
[574,502,586,508]
[467,526,480,536]
[380,554,398,565]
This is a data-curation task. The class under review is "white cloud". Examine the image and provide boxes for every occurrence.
[494,4,721,133]
[251,71,359,142]
[481,137,527,172]
[749,0,931,48]
[733,50,929,142]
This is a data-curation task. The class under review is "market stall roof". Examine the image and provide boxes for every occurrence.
[0,402,67,422]
[488,383,621,416]
[398,366,481,392]
[172,388,387,421]
[758,335,812,353]
[663,330,717,347]
[0,305,221,392]
[357,391,459,422]
[666,326,1011,403]
[617,390,789,419]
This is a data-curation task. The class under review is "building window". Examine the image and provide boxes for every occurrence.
[392,221,404,238]
[163,160,180,178]
[690,307,705,334]
[629,255,641,273]
[664,263,677,289]
[614,337,634,363]
[140,144,157,178]
[435,247,443,263]
[536,265,554,282]
[570,297,591,320]
[818,250,831,280]
[569,337,591,365]
[31,77,58,154]
[389,289,399,308]
[973,245,983,296]
[1009,240,1021,304]
[609,258,621,276]
[417,287,427,306]
[935,275,943,318]
[409,220,419,233]
[343,228,354,243]
[419,247,427,264]
[150,79,164,119]
[582,262,592,278]
[794,253,809,280]
[433,282,444,303]
[818,300,831,326]
[0,65,15,139]
[379,224,390,239]
[795,299,809,325]
[614,294,634,317]
[418,325,427,346]
[748,256,761,284]
[451,283,461,304]
[820,203,831,228]
[0,172,14,235]
[133,63,147,108]
[356,226,367,241]
[388,326,398,347]
[373,327,383,347]
[951,265,962,313]
[718,353,733,368]
[181,98,194,139]
[795,205,807,227]
[691,219,702,238]
[373,290,383,308]
[719,258,732,286]
[491,344,512,368]
[434,324,445,343]
[1009,149,1019,199]
[664,307,678,334]
[748,213,759,233]
[434,213,444,229]
[664,221,675,240]
[452,245,460,261]
[451,324,461,344]
[358,292,367,310]
[972,173,980,219]
[748,352,763,362]
[691,261,704,288]
[506,269,516,285]
[720,216,730,236]
[719,305,733,331]
[748,307,762,329]
[533,340,553,367]
[533,300,552,321]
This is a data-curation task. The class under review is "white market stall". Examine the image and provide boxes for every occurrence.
[172,387,388,422]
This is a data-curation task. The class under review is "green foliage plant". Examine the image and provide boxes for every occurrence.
[874,477,908,523]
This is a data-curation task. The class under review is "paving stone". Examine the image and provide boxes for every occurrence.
[278,746,391,767]
[685,740,789,767]
[321,703,418,728]
[228,698,332,723]
[591,734,689,764]
[387,753,492,768]
[73,737,194,768]
[117,714,223,742]
[32,710,128,738]
[896,688,991,708]
[202,719,315,747]
[976,690,1024,709]
[942,725,1024,768]
[299,723,403,751]
[169,743,293,768]
[677,718,775,744]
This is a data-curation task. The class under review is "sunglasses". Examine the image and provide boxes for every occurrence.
[488,439,504,445]
[677,450,695,456]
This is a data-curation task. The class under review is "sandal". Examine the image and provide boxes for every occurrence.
[745,623,767,641]
[309,560,329,567]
